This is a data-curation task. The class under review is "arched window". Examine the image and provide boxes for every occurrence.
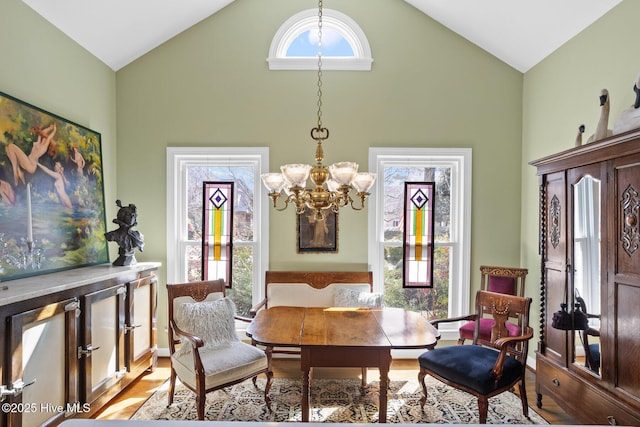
[267,8,373,71]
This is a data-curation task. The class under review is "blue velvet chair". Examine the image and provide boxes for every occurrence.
[458,265,528,345]
[418,290,533,424]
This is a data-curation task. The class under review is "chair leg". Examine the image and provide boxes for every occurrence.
[196,394,205,421]
[457,338,465,345]
[264,369,274,412]
[478,396,489,424]
[196,377,206,420]
[264,346,274,412]
[518,379,530,419]
[167,369,176,407]
[418,368,428,408]
[361,367,367,393]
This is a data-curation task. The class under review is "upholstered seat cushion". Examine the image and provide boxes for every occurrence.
[459,318,521,340]
[171,341,268,390]
[418,345,523,395]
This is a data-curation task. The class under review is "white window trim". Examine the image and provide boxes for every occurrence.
[267,8,373,71]
[166,147,270,305]
[368,147,472,342]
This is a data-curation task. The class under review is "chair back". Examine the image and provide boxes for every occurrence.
[473,290,532,363]
[480,265,528,296]
[166,279,227,355]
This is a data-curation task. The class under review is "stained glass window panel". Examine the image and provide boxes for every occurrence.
[202,182,233,285]
[403,182,435,288]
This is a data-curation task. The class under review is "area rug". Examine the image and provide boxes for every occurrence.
[131,376,548,424]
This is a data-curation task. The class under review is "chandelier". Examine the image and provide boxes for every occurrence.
[261,0,376,221]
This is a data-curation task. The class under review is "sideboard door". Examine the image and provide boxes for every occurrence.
[125,274,158,379]
[80,284,126,405]
[7,298,79,427]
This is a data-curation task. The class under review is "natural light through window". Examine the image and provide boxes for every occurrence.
[368,148,472,342]
[268,8,372,70]
[166,147,269,318]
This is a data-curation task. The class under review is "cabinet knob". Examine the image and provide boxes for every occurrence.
[551,378,560,386]
[607,415,618,425]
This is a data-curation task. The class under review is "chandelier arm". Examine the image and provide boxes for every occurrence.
[268,193,293,212]
[349,192,370,211]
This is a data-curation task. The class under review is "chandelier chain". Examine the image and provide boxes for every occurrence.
[316,0,323,131]
[261,0,376,221]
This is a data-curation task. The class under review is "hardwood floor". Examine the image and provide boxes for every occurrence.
[93,357,578,424]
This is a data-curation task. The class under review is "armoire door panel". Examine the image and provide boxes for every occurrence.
[543,268,568,362]
[542,171,568,364]
[615,282,640,399]
[545,171,567,266]
[615,158,640,276]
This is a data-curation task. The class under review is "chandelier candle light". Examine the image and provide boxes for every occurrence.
[261,0,375,220]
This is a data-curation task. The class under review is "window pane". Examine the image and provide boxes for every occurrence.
[383,245,450,319]
[187,166,254,242]
[286,29,354,57]
[186,244,202,282]
[226,246,254,318]
[383,166,451,242]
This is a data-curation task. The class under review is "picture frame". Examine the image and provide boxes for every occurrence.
[0,91,109,281]
[297,210,338,253]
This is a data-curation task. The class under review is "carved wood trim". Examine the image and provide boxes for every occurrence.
[265,271,373,291]
[549,194,561,249]
[621,184,640,256]
[539,182,547,350]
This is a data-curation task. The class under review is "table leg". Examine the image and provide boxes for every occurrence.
[301,367,311,422]
[378,352,392,423]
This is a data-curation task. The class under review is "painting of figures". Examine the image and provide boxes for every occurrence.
[0,91,109,281]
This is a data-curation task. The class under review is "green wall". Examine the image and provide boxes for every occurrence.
[115,0,523,345]
[522,0,637,358]
[0,0,118,226]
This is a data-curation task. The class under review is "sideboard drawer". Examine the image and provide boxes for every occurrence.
[537,357,640,425]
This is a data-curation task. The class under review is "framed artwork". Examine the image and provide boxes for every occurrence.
[403,182,435,288]
[201,181,233,285]
[297,210,338,253]
[0,91,109,281]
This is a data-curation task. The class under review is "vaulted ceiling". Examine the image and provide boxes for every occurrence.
[21,0,622,72]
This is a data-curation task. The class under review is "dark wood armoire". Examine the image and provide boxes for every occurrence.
[531,128,640,425]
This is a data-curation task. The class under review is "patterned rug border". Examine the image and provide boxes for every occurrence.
[132,376,548,424]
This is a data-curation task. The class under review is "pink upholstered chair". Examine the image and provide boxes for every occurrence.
[458,266,528,345]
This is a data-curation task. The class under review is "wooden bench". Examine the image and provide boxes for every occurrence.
[250,270,374,315]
